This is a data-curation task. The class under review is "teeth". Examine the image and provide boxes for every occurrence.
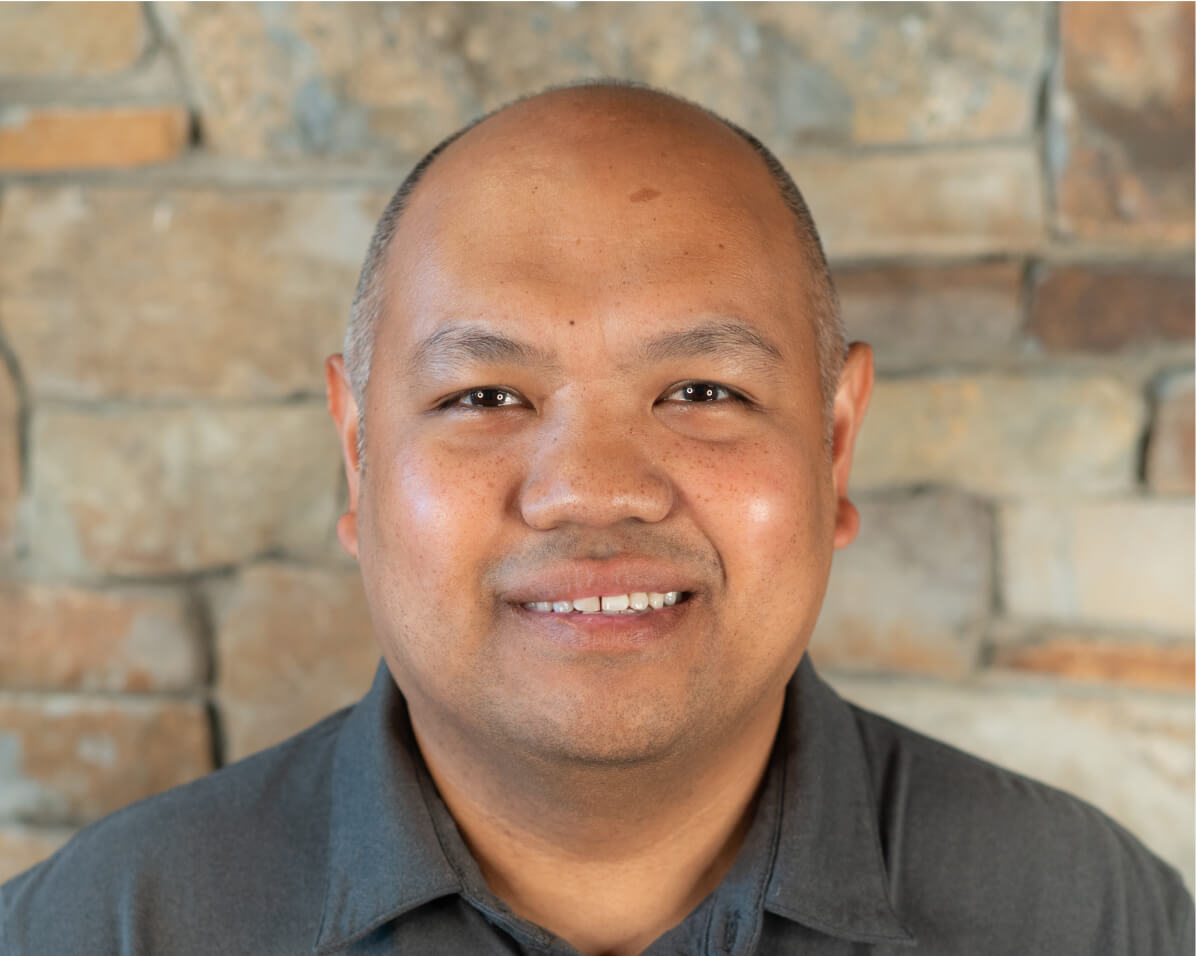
[525,592,684,613]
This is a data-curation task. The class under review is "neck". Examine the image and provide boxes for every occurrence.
[409,693,785,956]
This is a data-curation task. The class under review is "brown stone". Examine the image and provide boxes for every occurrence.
[0,3,145,77]
[811,492,991,679]
[0,581,204,692]
[1027,265,1194,353]
[991,635,1194,692]
[0,693,211,822]
[829,672,1194,889]
[854,375,1144,496]
[0,107,189,172]
[0,186,385,400]
[0,823,74,883]
[1054,3,1195,242]
[834,263,1022,369]
[1147,372,1195,495]
[1001,499,1194,635]
[211,563,378,761]
[30,405,341,575]
[0,362,18,557]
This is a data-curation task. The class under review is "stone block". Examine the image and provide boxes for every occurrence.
[0,186,385,400]
[1147,372,1195,495]
[1027,265,1194,354]
[796,148,1044,260]
[0,823,74,883]
[1053,3,1195,242]
[990,633,1194,692]
[0,581,204,692]
[0,693,211,822]
[30,405,341,575]
[211,563,378,761]
[853,375,1144,497]
[834,263,1022,370]
[0,106,189,172]
[1001,500,1194,634]
[811,492,991,678]
[828,672,1195,890]
[0,362,18,557]
[0,3,145,77]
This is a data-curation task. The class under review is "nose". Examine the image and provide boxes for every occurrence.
[518,407,675,531]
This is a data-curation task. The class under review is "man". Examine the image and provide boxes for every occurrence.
[2,82,1191,955]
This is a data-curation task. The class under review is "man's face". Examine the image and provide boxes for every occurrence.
[330,93,870,767]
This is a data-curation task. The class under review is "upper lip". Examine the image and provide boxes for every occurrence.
[499,559,703,605]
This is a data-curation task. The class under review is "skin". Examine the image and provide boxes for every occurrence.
[325,86,874,956]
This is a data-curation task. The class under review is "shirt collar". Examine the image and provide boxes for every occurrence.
[764,657,915,945]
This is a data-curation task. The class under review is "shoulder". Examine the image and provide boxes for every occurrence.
[1,705,350,955]
[848,702,1195,955]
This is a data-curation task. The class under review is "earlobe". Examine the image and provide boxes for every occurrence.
[325,355,362,560]
[829,343,874,551]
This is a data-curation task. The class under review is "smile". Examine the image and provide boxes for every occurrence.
[522,592,687,614]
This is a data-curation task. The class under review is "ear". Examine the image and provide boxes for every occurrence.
[325,355,361,560]
[829,343,874,550]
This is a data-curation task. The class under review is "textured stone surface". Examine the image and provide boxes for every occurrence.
[160,2,1045,160]
[0,3,146,77]
[0,106,189,171]
[30,405,341,575]
[853,376,1144,496]
[0,581,204,692]
[1001,500,1195,634]
[0,823,74,883]
[990,634,1194,692]
[0,693,210,822]
[1053,3,1195,242]
[827,673,1195,890]
[835,263,1022,369]
[1027,264,1194,353]
[0,362,18,557]
[1147,372,1195,495]
[0,187,383,400]
[812,492,991,678]
[211,563,378,761]
[795,147,1044,260]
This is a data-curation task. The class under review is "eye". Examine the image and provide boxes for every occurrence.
[662,381,745,404]
[443,386,528,409]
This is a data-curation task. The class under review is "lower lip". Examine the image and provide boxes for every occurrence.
[505,596,695,652]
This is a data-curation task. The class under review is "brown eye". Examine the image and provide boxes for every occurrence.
[455,387,525,408]
[666,382,736,403]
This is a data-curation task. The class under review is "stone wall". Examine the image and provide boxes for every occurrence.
[0,2,1192,888]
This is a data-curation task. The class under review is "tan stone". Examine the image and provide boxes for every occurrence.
[0,107,189,172]
[0,362,18,556]
[30,405,341,575]
[0,186,385,400]
[0,693,211,821]
[853,376,1144,497]
[834,263,1022,370]
[1054,3,1195,242]
[812,492,990,679]
[828,672,1195,890]
[1001,500,1195,634]
[0,823,74,883]
[0,581,204,692]
[793,148,1044,260]
[1027,265,1194,353]
[990,632,1194,692]
[211,563,378,761]
[1147,372,1195,495]
[0,3,145,77]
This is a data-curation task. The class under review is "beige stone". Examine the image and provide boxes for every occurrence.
[211,563,378,761]
[0,3,145,77]
[1147,372,1195,495]
[0,581,204,692]
[0,363,18,557]
[990,635,1194,692]
[828,672,1195,890]
[811,492,991,678]
[0,693,211,821]
[853,376,1144,497]
[0,823,75,883]
[0,186,385,400]
[30,405,341,575]
[1001,500,1195,634]
[0,107,189,172]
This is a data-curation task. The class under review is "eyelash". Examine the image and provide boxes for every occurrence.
[437,381,752,411]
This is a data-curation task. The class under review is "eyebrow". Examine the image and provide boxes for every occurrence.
[406,318,787,379]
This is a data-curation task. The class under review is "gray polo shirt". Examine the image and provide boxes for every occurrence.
[2,657,1192,954]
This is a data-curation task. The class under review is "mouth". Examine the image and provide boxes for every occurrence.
[520,591,690,615]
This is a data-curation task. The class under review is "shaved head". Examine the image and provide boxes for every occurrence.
[344,81,844,467]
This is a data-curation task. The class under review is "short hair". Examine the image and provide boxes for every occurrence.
[344,81,845,470]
